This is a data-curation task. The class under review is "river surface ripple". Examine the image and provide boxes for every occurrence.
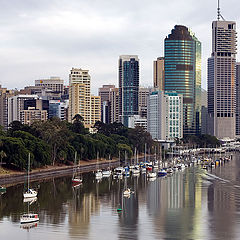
[1,153,240,240]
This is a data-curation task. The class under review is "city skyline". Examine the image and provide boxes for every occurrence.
[0,0,239,94]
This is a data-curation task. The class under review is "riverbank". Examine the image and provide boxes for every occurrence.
[0,158,120,185]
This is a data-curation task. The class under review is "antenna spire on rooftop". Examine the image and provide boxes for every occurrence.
[217,0,225,21]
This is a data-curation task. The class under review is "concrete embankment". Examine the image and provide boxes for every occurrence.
[0,160,119,185]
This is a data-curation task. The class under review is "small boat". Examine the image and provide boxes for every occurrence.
[20,213,39,224]
[114,167,124,176]
[132,166,140,175]
[172,166,178,171]
[102,169,111,177]
[72,152,83,184]
[95,169,103,179]
[0,186,6,193]
[167,168,173,174]
[95,152,103,179]
[23,153,37,199]
[72,176,83,184]
[123,188,131,198]
[147,172,157,178]
[158,169,167,177]
[141,166,146,173]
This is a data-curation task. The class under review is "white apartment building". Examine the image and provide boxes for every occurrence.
[8,94,38,125]
[128,115,147,130]
[147,91,183,140]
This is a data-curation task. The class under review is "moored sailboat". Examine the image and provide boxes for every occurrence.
[23,153,37,199]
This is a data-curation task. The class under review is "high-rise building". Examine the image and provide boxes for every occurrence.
[0,87,15,129]
[147,91,183,140]
[235,63,240,137]
[35,77,64,94]
[164,25,201,136]
[68,68,100,128]
[208,18,237,139]
[98,85,115,123]
[109,87,119,123]
[201,88,208,135]
[119,55,139,126]
[49,100,68,120]
[8,95,39,125]
[153,57,165,90]
[139,87,151,118]
[91,95,101,126]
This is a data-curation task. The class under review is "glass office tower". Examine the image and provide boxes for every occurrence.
[164,25,201,136]
[119,55,139,126]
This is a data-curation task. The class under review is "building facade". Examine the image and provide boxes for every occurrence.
[164,25,201,136]
[139,87,151,118]
[0,87,15,129]
[109,87,119,123]
[119,55,139,126]
[128,115,147,130]
[49,100,68,120]
[98,85,115,123]
[68,68,100,128]
[201,88,208,135]
[35,77,64,94]
[20,107,48,125]
[8,95,39,125]
[236,63,240,137]
[153,57,165,90]
[147,91,183,140]
[208,21,237,139]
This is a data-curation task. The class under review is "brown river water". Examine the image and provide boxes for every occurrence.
[0,152,240,240]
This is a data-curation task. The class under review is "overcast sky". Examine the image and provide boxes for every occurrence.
[0,0,239,94]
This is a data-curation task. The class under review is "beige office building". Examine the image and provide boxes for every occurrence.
[0,86,16,129]
[153,57,165,90]
[35,77,64,94]
[68,68,101,128]
[20,107,48,126]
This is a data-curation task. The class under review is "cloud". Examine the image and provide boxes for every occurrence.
[0,0,239,94]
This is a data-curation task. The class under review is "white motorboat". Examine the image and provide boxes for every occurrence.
[23,153,38,199]
[123,188,131,198]
[147,172,157,178]
[132,167,140,175]
[102,169,111,177]
[158,169,167,177]
[114,167,124,176]
[23,189,37,199]
[20,213,39,224]
[95,169,103,179]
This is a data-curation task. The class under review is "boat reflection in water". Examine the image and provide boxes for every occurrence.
[20,221,38,231]
[1,152,240,240]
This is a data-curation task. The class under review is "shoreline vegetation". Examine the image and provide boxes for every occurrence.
[0,114,220,183]
[0,115,154,174]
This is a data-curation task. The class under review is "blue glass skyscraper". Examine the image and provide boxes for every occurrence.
[164,25,201,136]
[119,55,139,126]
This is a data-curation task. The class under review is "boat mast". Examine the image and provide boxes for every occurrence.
[28,153,30,191]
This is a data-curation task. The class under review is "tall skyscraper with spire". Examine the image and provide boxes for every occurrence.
[207,2,237,139]
[164,25,201,136]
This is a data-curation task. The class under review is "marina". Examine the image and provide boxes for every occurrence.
[0,151,240,239]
